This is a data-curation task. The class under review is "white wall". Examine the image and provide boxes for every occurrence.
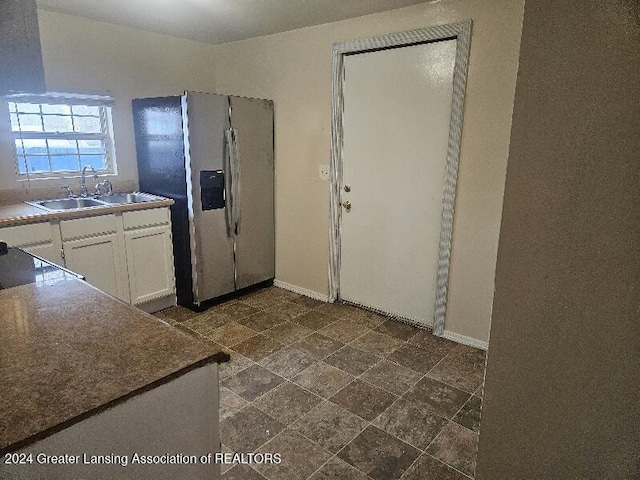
[209,0,525,343]
[0,10,218,193]
[0,363,220,479]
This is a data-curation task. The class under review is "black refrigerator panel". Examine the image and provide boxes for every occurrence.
[132,96,194,306]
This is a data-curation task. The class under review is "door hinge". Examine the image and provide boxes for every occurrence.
[60,248,65,260]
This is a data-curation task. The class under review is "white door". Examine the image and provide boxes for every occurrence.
[339,40,457,325]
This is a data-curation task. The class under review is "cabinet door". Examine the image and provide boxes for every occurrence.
[63,234,130,302]
[0,222,62,266]
[124,225,175,305]
[22,243,61,266]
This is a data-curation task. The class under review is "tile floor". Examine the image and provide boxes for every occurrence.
[155,286,486,480]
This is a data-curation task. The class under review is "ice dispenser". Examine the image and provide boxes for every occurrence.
[200,170,225,210]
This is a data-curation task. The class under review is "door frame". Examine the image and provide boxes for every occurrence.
[328,21,472,335]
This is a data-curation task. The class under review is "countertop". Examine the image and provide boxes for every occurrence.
[0,194,174,228]
[0,250,228,454]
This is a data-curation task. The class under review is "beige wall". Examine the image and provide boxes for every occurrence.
[477,0,640,477]
[0,2,524,343]
[0,10,218,193]
[210,0,524,343]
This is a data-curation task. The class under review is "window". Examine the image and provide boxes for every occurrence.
[7,92,116,179]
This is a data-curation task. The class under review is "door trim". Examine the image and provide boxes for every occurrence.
[328,21,472,336]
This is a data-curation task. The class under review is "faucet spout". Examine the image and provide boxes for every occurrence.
[80,165,98,197]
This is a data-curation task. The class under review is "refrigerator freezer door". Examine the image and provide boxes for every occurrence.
[182,91,235,303]
[229,96,275,290]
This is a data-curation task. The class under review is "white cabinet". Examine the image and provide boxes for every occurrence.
[0,222,62,265]
[59,208,176,309]
[1,206,176,311]
[60,214,129,302]
[22,242,59,264]
[123,209,175,306]
[63,233,130,302]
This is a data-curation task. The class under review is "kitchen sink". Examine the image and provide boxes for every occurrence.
[26,192,164,212]
[31,198,106,211]
[95,192,157,204]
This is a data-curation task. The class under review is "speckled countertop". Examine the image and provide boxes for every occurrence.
[0,265,227,454]
[0,195,174,227]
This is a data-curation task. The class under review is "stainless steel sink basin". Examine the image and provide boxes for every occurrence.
[26,192,163,212]
[96,192,157,204]
[30,198,105,211]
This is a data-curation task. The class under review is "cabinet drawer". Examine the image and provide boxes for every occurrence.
[123,208,170,230]
[0,222,52,246]
[60,214,117,240]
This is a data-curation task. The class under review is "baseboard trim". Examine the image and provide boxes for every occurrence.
[273,280,487,350]
[442,330,488,351]
[273,279,329,302]
[136,294,176,314]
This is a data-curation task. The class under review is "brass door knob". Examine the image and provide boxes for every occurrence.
[342,200,352,210]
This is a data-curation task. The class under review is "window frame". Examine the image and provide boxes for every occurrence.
[6,92,117,181]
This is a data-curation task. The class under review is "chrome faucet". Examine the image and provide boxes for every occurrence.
[80,165,98,197]
[95,179,113,196]
[61,185,75,198]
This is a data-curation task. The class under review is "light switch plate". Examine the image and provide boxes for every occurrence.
[319,164,330,180]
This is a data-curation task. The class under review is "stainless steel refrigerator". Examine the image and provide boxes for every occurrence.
[132,91,275,308]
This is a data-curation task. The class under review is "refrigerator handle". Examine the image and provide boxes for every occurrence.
[223,129,235,238]
[230,128,242,235]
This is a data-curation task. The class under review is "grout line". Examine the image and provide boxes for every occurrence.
[423,452,475,479]
[398,452,423,480]
[423,365,483,396]
[450,400,472,427]
[305,454,337,479]
[303,451,374,480]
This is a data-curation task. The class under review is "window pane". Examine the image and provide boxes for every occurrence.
[16,155,27,174]
[73,116,102,133]
[78,139,105,155]
[14,139,24,155]
[10,113,20,129]
[50,155,80,172]
[16,114,43,132]
[8,102,18,113]
[42,115,74,133]
[47,139,78,156]
[41,104,71,115]
[48,139,79,173]
[15,103,40,114]
[79,154,106,171]
[25,156,50,173]
[22,139,47,155]
[72,105,100,116]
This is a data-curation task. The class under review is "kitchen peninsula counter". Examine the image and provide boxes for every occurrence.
[0,250,228,456]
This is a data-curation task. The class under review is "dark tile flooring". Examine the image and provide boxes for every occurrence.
[155,287,486,480]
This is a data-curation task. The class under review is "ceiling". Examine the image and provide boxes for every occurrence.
[36,0,430,45]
